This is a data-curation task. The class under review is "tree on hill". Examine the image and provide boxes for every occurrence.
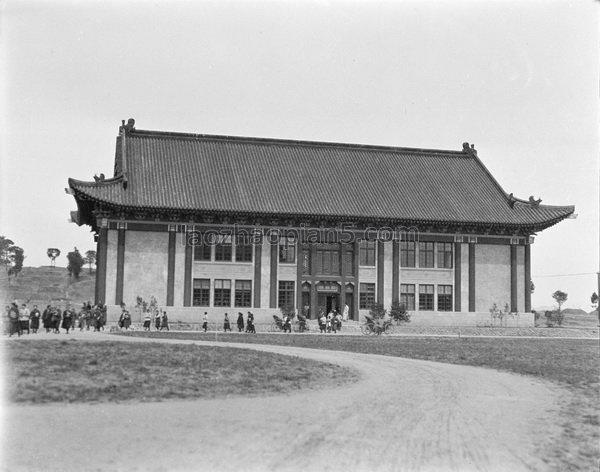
[67,247,85,279]
[552,290,568,312]
[47,248,61,267]
[591,292,598,309]
[1,236,25,282]
[84,250,96,273]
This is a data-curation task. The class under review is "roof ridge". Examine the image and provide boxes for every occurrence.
[126,128,471,157]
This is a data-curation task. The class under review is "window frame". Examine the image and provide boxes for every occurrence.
[214,279,231,307]
[418,242,435,268]
[418,284,434,311]
[192,278,210,307]
[400,241,416,268]
[359,282,376,309]
[437,285,453,312]
[278,280,295,309]
[437,243,453,269]
[359,240,376,267]
[279,236,296,264]
[400,283,416,311]
[214,235,233,262]
[234,280,252,307]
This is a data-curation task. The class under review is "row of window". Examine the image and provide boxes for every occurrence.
[192,278,296,309]
[194,238,453,270]
[358,283,453,312]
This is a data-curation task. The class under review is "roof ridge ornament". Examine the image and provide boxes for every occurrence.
[119,118,136,133]
[462,142,477,156]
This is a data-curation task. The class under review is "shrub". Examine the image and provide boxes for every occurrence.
[389,300,410,324]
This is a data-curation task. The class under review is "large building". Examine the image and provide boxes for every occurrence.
[68,119,574,326]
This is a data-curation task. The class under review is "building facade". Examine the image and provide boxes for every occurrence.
[68,119,574,326]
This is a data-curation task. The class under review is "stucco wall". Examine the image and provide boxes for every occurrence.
[475,244,510,312]
[122,231,169,307]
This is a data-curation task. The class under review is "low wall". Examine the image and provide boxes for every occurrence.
[106,306,534,328]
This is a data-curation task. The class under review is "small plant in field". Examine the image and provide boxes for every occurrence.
[389,300,411,324]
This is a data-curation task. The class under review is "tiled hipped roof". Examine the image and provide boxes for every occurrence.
[69,126,574,232]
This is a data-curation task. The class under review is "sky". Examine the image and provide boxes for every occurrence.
[1,0,598,310]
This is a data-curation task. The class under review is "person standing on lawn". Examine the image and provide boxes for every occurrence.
[62,305,74,333]
[51,306,62,334]
[202,312,208,332]
[29,305,41,334]
[154,310,161,331]
[143,312,151,331]
[19,304,30,335]
[237,312,244,332]
[161,311,169,331]
[42,305,52,333]
[7,304,20,337]
[223,313,231,332]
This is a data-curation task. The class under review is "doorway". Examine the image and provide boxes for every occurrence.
[318,293,339,315]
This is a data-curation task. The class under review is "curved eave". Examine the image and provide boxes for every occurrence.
[66,186,576,234]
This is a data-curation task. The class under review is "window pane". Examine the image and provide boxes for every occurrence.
[359,283,375,309]
[400,242,415,267]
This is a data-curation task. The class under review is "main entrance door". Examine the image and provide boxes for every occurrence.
[317,293,340,315]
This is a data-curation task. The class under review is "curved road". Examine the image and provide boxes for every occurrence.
[4,334,563,472]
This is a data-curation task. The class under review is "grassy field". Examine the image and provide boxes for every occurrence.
[117,331,600,471]
[5,339,357,403]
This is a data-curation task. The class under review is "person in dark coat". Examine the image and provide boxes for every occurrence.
[154,311,161,331]
[161,311,169,331]
[29,305,41,333]
[7,304,20,337]
[202,312,208,332]
[62,305,74,333]
[42,305,52,333]
[51,307,62,334]
[246,311,256,333]
[223,313,231,332]
[237,312,245,332]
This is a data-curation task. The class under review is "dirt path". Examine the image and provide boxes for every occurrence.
[3,334,563,472]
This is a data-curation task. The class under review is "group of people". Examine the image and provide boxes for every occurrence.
[140,308,170,331]
[5,301,107,336]
[218,311,256,333]
[318,309,343,333]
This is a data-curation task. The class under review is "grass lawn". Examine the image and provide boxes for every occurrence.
[118,331,600,471]
[5,339,357,403]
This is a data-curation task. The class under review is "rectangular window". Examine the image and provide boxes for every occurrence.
[400,241,416,268]
[359,283,376,309]
[315,244,340,275]
[279,236,296,263]
[234,280,252,307]
[235,241,253,263]
[400,284,416,311]
[437,243,453,269]
[359,240,376,266]
[215,235,232,262]
[193,236,211,261]
[214,279,231,306]
[418,284,434,311]
[418,242,434,268]
[192,278,210,306]
[437,285,453,311]
[278,281,295,309]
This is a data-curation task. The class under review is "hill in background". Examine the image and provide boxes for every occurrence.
[0,266,95,308]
